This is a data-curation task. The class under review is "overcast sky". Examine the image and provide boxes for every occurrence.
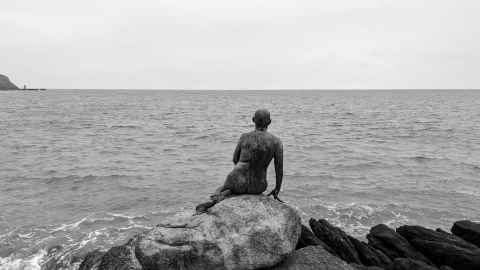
[1,0,479,89]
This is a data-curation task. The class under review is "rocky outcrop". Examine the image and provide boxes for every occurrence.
[296,224,335,255]
[269,246,354,270]
[367,224,433,265]
[451,220,480,248]
[0,74,18,90]
[386,258,439,270]
[80,195,301,270]
[397,225,480,270]
[309,219,390,268]
[309,218,362,264]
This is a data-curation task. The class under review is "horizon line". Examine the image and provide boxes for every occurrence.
[41,88,480,91]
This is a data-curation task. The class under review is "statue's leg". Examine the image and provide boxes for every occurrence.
[195,166,246,215]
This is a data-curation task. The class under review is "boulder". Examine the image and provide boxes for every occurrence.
[386,258,438,270]
[296,224,336,255]
[349,236,391,267]
[98,240,141,270]
[0,74,18,90]
[397,225,478,250]
[269,246,355,270]
[367,224,432,265]
[350,264,385,270]
[409,239,480,270]
[135,195,301,270]
[309,218,362,264]
[78,250,106,270]
[451,220,480,248]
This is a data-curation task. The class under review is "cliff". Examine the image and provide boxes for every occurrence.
[0,74,19,90]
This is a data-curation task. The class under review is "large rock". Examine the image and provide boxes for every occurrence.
[451,220,480,248]
[309,218,362,264]
[349,237,391,267]
[397,225,480,270]
[367,224,432,265]
[0,74,18,90]
[296,224,336,255]
[270,246,355,270]
[397,225,478,250]
[409,239,480,270]
[98,240,141,270]
[135,195,301,270]
[386,258,438,270]
[309,219,391,267]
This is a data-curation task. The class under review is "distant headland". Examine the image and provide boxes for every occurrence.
[0,74,45,91]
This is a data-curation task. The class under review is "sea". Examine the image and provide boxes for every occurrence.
[0,90,479,269]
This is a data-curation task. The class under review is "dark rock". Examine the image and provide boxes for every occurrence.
[98,240,141,270]
[386,258,438,270]
[350,263,385,270]
[410,239,480,270]
[296,224,336,255]
[0,74,18,90]
[438,266,454,270]
[309,218,362,264]
[78,249,105,270]
[367,224,432,265]
[349,236,391,267]
[397,225,478,250]
[451,220,480,248]
[269,245,355,270]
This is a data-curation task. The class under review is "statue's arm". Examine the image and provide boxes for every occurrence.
[273,139,283,192]
[233,140,241,165]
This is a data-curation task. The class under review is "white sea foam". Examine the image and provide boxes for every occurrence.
[0,250,46,270]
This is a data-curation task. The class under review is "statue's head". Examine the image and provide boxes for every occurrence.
[252,109,271,129]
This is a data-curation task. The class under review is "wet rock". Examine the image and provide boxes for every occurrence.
[309,218,362,264]
[409,239,480,270]
[397,225,477,250]
[451,220,480,248]
[296,224,336,255]
[78,250,105,270]
[135,195,301,270]
[367,224,432,265]
[269,245,354,270]
[386,258,438,270]
[98,240,141,270]
[349,236,391,267]
[397,225,480,270]
[350,263,385,270]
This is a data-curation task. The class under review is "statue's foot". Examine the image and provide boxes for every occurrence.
[195,201,216,215]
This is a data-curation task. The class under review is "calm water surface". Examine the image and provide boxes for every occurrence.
[1,90,479,269]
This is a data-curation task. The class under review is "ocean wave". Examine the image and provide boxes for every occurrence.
[0,249,46,270]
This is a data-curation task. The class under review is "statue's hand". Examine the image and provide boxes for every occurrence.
[267,189,284,203]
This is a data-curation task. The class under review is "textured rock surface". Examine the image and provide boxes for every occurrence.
[349,236,391,267]
[98,240,141,270]
[309,218,362,264]
[397,225,478,250]
[0,74,18,90]
[451,220,480,248]
[269,246,354,270]
[135,195,301,270]
[386,258,438,270]
[409,239,480,270]
[309,218,390,267]
[397,225,480,270]
[367,224,432,265]
[296,224,335,255]
[78,250,106,270]
[350,263,384,270]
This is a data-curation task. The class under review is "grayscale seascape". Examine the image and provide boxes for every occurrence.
[1,89,479,268]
